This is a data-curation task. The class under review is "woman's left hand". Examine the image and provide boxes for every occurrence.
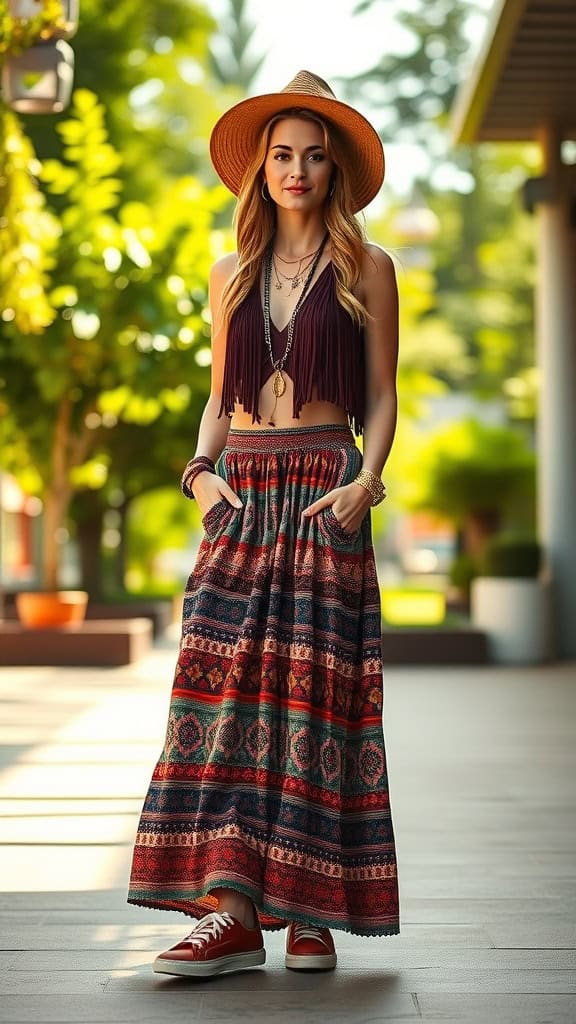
[301,483,373,534]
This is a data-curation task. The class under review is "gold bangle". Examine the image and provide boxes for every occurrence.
[352,468,386,506]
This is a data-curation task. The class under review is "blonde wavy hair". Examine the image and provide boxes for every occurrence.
[219,109,370,329]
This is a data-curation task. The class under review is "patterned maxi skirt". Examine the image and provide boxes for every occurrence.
[127,423,400,937]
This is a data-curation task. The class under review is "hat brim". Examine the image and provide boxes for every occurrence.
[209,92,384,215]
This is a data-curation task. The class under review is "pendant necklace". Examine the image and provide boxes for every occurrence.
[273,246,319,291]
[272,253,315,291]
[263,232,328,426]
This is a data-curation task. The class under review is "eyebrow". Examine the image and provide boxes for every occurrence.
[270,144,325,152]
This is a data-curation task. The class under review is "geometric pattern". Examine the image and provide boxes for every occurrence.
[127,423,400,937]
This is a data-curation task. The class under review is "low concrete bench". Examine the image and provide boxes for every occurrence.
[0,618,153,666]
[382,626,489,664]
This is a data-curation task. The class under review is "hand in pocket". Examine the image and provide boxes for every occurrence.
[192,471,243,518]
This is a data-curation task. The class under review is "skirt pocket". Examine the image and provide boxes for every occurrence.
[201,497,239,542]
[318,444,365,549]
[320,504,361,546]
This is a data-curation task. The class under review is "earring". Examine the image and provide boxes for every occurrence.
[261,181,270,202]
[328,178,336,198]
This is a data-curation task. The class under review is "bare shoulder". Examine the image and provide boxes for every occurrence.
[360,242,396,284]
[356,243,397,312]
[210,251,239,287]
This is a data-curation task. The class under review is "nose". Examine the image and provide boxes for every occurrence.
[290,158,305,179]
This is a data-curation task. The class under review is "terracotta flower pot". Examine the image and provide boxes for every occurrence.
[15,590,89,629]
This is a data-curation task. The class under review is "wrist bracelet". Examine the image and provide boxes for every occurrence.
[352,468,386,506]
[181,456,216,500]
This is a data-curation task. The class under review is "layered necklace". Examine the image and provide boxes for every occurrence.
[263,232,329,426]
[272,246,319,291]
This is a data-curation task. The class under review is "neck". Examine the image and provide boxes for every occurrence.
[273,211,327,259]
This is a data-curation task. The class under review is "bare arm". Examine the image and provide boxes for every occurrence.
[358,243,399,477]
[191,253,238,463]
[189,254,243,510]
[301,243,399,532]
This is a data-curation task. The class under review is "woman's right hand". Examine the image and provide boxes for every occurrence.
[192,470,243,518]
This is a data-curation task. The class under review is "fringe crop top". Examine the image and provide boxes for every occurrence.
[217,261,366,435]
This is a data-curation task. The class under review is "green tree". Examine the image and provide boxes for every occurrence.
[345,0,538,415]
[208,0,265,91]
[429,146,537,402]
[0,106,58,332]
[348,0,477,146]
[0,89,229,592]
[403,419,536,557]
[0,3,67,332]
[14,0,221,197]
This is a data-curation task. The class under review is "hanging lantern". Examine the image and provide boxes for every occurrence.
[8,0,79,39]
[2,40,75,113]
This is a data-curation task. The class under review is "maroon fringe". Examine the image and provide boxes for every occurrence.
[217,287,263,425]
[218,263,366,435]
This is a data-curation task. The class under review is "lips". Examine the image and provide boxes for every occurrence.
[286,187,310,194]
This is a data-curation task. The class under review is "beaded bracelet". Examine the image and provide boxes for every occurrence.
[181,455,216,500]
[352,468,386,506]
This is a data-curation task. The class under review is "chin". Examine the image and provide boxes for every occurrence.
[281,192,320,208]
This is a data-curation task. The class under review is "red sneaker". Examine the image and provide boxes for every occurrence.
[285,921,337,970]
[153,911,266,977]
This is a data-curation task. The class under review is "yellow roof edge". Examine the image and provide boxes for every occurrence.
[450,0,528,144]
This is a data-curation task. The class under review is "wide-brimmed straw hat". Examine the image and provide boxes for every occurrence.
[209,70,384,214]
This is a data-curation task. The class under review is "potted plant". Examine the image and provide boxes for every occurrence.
[1,84,222,628]
[471,533,554,663]
[447,551,479,613]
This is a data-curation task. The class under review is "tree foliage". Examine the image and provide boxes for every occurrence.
[348,0,478,146]
[348,0,538,423]
[0,88,230,589]
[402,418,536,554]
[0,0,66,56]
[15,0,222,196]
[208,0,265,91]
[0,106,59,332]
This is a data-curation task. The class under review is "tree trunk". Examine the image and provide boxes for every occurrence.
[42,395,74,589]
[464,510,501,559]
[112,498,131,594]
[42,485,70,591]
[77,503,105,598]
[42,393,98,591]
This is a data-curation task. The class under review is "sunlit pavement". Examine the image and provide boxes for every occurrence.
[1,631,575,1023]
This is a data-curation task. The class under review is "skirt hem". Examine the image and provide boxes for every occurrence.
[126,892,401,938]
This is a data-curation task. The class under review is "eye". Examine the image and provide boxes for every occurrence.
[273,153,290,161]
[309,153,326,162]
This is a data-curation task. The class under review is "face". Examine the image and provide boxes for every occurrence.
[263,117,334,209]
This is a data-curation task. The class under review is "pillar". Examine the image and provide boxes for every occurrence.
[535,124,576,657]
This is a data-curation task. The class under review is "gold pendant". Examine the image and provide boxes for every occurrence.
[273,370,286,397]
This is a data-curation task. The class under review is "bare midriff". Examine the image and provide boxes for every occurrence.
[229,371,349,430]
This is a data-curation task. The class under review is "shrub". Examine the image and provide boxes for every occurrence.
[481,534,541,578]
[449,552,479,597]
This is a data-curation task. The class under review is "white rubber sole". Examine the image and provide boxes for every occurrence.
[285,951,337,970]
[153,947,266,977]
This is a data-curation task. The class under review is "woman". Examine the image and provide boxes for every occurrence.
[127,71,400,977]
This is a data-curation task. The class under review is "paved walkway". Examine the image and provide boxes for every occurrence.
[1,634,575,1023]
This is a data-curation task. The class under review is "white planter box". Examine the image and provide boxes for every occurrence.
[471,577,554,664]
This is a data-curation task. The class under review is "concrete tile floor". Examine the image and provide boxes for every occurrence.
[0,637,575,1023]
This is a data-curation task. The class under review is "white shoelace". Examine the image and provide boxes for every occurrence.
[291,922,330,946]
[183,911,235,948]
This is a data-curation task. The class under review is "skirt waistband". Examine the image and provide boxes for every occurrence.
[225,423,356,454]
